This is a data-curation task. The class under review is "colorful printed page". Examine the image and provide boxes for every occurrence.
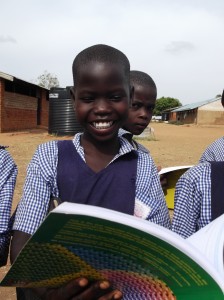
[1,203,224,300]
[159,165,193,209]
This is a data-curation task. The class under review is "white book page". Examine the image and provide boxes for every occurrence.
[187,214,224,278]
[158,165,193,175]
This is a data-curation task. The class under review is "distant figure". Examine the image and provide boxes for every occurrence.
[149,126,155,140]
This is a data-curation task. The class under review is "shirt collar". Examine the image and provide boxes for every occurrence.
[72,133,136,164]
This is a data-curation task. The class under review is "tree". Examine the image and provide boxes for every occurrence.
[153,97,182,116]
[36,70,60,89]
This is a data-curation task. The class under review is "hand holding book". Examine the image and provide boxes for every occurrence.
[34,278,122,300]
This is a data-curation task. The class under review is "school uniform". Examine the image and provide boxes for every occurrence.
[199,137,224,163]
[13,133,171,236]
[118,128,133,140]
[0,146,18,266]
[118,128,150,153]
[174,137,224,239]
[172,162,213,238]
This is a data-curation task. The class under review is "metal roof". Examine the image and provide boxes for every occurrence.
[172,97,221,112]
[0,71,49,90]
[0,71,13,81]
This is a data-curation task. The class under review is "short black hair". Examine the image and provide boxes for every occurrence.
[222,89,224,107]
[130,70,157,96]
[72,44,130,88]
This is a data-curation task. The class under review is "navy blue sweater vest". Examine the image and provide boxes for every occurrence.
[57,140,137,215]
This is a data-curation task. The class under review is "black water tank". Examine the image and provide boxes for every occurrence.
[48,87,83,136]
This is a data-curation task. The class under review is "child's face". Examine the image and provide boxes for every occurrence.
[123,83,156,135]
[72,62,131,142]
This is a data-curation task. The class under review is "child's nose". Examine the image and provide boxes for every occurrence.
[140,108,150,119]
[94,98,111,114]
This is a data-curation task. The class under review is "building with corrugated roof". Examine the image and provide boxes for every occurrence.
[168,97,224,125]
[0,71,49,133]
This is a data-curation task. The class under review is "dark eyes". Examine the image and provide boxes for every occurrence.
[131,102,155,112]
[109,95,122,101]
[132,102,141,109]
[80,95,122,102]
[80,96,94,102]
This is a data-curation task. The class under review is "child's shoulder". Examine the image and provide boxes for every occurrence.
[204,136,224,150]
[34,140,61,160]
[180,162,211,182]
[134,141,150,154]
[0,146,15,164]
[0,147,8,158]
[44,140,60,145]
[37,140,60,150]
[0,145,9,156]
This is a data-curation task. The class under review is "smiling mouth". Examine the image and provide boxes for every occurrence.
[92,121,114,129]
[136,123,147,128]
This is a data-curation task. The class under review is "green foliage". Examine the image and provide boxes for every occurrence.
[153,97,182,116]
[36,70,60,89]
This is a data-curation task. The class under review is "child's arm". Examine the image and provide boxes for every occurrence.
[0,149,18,231]
[0,149,18,266]
[10,231,122,300]
[171,164,210,238]
[145,170,171,229]
[136,153,171,228]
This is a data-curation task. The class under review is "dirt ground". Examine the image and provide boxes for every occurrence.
[0,122,224,299]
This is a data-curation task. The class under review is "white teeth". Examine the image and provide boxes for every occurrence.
[93,121,113,129]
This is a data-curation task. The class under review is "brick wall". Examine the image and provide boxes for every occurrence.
[0,77,50,132]
[2,91,37,132]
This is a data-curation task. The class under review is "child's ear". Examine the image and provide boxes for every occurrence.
[70,87,75,109]
[70,87,75,100]
[129,85,134,108]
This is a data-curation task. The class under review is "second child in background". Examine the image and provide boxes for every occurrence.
[119,70,166,185]
[119,70,157,144]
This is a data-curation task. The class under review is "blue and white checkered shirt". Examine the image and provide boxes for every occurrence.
[13,133,170,235]
[0,147,17,263]
[118,128,150,153]
[118,128,133,139]
[172,162,212,238]
[199,137,224,162]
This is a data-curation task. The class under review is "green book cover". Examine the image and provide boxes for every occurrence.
[1,203,224,299]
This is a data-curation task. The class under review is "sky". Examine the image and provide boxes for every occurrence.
[1,0,224,105]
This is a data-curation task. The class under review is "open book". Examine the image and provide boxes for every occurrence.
[1,203,224,299]
[187,214,224,280]
[159,165,193,209]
